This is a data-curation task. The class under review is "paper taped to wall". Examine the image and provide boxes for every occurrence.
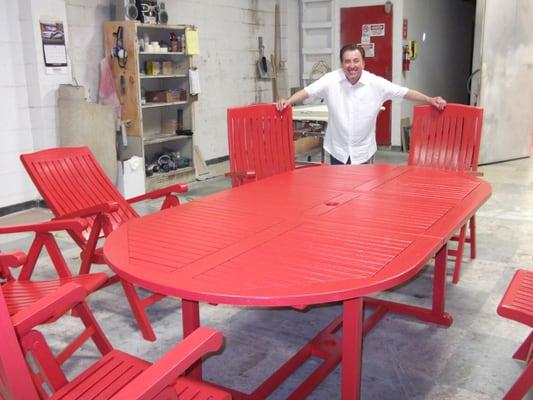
[185,27,199,55]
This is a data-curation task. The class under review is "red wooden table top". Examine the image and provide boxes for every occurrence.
[104,165,491,307]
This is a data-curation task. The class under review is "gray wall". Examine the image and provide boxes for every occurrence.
[475,0,533,164]
[164,0,300,160]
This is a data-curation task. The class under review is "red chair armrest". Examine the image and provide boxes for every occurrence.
[12,283,87,337]
[0,251,27,268]
[0,218,88,235]
[56,201,119,219]
[113,327,224,400]
[127,184,189,204]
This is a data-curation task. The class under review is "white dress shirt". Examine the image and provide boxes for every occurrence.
[305,69,409,164]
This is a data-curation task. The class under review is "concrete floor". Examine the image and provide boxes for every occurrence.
[2,149,533,399]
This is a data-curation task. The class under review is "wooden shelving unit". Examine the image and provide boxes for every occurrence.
[104,21,197,191]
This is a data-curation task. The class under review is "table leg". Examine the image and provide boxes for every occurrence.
[182,299,202,379]
[432,243,448,317]
[364,242,453,327]
[342,297,363,400]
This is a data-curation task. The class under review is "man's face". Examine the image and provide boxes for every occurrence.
[341,49,365,84]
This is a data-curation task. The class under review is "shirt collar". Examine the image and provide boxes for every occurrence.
[338,69,369,86]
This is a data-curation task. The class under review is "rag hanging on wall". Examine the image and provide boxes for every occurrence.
[189,67,201,96]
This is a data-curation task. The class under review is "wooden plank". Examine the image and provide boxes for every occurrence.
[103,21,142,136]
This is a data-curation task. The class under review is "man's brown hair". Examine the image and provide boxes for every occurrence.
[340,43,366,62]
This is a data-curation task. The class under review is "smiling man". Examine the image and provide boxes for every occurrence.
[277,43,447,165]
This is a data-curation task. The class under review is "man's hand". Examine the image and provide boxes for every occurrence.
[429,96,447,111]
[276,98,290,111]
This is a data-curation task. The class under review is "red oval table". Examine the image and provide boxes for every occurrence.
[104,164,491,399]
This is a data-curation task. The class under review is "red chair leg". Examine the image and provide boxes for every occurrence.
[73,302,113,355]
[121,280,157,341]
[469,215,476,259]
[17,235,46,279]
[514,331,533,362]
[503,358,533,400]
[161,194,180,209]
[450,224,467,284]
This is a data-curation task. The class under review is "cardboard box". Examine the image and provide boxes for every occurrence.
[145,89,186,103]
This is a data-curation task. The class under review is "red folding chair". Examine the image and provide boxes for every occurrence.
[20,146,188,341]
[497,269,533,399]
[0,219,109,355]
[409,103,484,283]
[0,282,230,400]
[227,103,297,187]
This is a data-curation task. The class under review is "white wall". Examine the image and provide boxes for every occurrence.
[165,0,298,161]
[0,0,36,207]
[66,0,112,102]
[281,1,301,96]
[401,0,474,122]
[476,0,533,164]
[0,0,108,209]
[23,0,74,152]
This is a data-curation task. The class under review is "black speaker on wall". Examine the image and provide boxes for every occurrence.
[157,1,168,24]
[115,0,138,21]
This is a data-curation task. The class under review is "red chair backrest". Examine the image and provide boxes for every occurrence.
[0,288,39,400]
[408,103,483,172]
[20,147,139,240]
[227,104,295,186]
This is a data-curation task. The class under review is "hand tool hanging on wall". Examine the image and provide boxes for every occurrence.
[257,37,272,79]
[112,26,128,69]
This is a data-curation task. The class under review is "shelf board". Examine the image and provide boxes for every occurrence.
[142,101,188,109]
[144,135,192,145]
[140,74,187,79]
[140,51,185,55]
[147,166,194,180]
[138,23,187,30]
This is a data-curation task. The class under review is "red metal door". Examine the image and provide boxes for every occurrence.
[341,5,393,145]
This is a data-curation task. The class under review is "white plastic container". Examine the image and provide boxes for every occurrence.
[117,156,146,198]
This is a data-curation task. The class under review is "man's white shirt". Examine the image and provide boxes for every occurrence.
[305,69,408,164]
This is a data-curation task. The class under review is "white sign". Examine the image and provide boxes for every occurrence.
[360,35,370,44]
[362,23,385,37]
[357,42,375,58]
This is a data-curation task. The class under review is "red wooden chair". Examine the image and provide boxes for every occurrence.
[20,146,189,341]
[497,269,533,399]
[227,103,297,187]
[0,219,109,355]
[408,103,484,283]
[0,282,230,400]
